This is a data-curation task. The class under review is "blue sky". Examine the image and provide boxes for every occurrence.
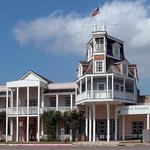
[0,0,150,95]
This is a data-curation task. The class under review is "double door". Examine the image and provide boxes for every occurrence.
[96,119,118,140]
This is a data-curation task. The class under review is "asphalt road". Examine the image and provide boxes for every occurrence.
[0,145,150,150]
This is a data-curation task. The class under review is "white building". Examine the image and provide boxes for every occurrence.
[0,25,149,142]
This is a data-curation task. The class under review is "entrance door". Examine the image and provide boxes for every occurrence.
[96,119,107,140]
[96,119,118,141]
[29,118,37,141]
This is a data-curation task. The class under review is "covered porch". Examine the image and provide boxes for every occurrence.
[84,102,119,142]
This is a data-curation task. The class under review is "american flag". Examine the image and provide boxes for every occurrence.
[91,7,100,17]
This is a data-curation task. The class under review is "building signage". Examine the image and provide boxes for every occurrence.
[117,105,150,115]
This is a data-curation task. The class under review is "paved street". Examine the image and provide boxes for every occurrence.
[0,145,150,150]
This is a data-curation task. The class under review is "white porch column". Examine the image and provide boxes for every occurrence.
[106,75,108,98]
[106,102,110,142]
[10,118,13,136]
[89,104,92,142]
[41,119,44,136]
[26,116,29,142]
[10,89,13,107]
[37,86,40,142]
[26,86,29,142]
[56,94,58,111]
[80,80,83,94]
[85,105,88,140]
[6,87,8,142]
[123,79,126,99]
[147,114,150,130]
[27,87,29,114]
[16,117,19,142]
[91,77,93,98]
[70,94,73,110]
[41,88,44,108]
[115,105,118,141]
[37,116,40,142]
[85,77,87,98]
[6,116,8,142]
[112,75,114,98]
[92,103,96,142]
[16,87,19,142]
[16,87,19,115]
[122,115,125,141]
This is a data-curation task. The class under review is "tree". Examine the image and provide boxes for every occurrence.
[64,110,84,141]
[41,110,61,141]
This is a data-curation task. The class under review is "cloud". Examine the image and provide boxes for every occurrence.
[13,0,150,79]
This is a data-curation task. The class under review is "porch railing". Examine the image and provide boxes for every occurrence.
[76,90,112,102]
[114,91,134,100]
[7,107,42,115]
[44,106,77,112]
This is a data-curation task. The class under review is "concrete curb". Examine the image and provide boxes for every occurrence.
[0,143,72,147]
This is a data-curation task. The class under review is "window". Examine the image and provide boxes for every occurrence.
[96,38,104,44]
[132,121,144,137]
[121,86,124,92]
[65,96,70,106]
[97,83,105,90]
[49,97,56,107]
[115,84,119,91]
[95,60,104,73]
[113,42,121,58]
[29,99,37,106]
[96,120,107,135]
[95,38,104,52]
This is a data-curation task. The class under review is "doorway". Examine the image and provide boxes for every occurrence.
[96,119,118,140]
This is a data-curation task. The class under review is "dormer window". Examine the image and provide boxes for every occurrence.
[112,42,121,58]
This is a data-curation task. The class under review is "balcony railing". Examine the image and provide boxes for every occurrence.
[76,90,112,102]
[6,105,77,115]
[7,107,42,115]
[44,106,76,112]
[76,90,135,103]
[114,91,134,100]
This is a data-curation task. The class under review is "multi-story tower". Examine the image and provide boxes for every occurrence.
[76,25,138,142]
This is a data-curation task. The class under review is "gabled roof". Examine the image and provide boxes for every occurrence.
[47,82,76,90]
[19,70,53,84]
[80,61,89,66]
